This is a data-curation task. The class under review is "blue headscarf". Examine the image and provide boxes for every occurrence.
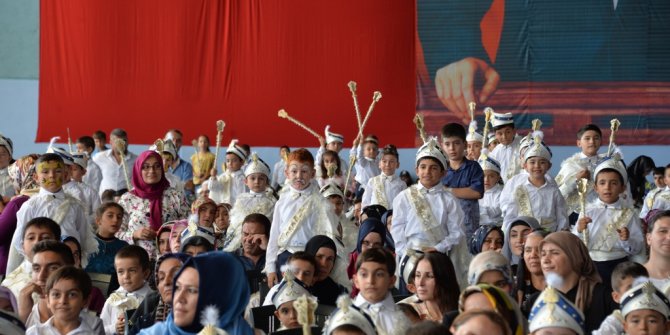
[468,225,504,255]
[166,251,253,335]
[356,217,389,253]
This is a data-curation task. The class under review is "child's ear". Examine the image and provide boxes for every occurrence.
[611,291,620,303]
[389,275,397,289]
[83,294,92,308]
[576,139,582,148]
[352,273,359,290]
[143,268,151,280]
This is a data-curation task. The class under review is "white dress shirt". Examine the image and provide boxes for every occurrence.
[264,183,337,274]
[63,181,101,221]
[271,159,287,189]
[1,260,31,299]
[352,145,380,186]
[479,183,503,226]
[391,183,465,260]
[83,159,103,194]
[209,170,246,205]
[354,293,409,335]
[571,198,643,261]
[26,314,104,335]
[92,149,137,196]
[100,283,152,335]
[503,178,569,233]
[555,152,603,214]
[640,186,670,219]
[499,171,557,217]
[362,173,407,210]
[489,135,521,182]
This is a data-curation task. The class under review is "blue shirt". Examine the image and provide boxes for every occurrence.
[441,158,484,237]
[169,158,193,182]
[85,235,129,275]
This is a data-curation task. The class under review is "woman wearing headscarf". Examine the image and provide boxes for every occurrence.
[515,230,547,307]
[626,155,656,208]
[524,231,617,332]
[1,154,39,275]
[129,253,190,334]
[304,235,349,305]
[468,225,504,255]
[117,151,189,258]
[503,216,541,273]
[346,217,392,297]
[169,220,188,253]
[456,284,526,335]
[139,251,254,335]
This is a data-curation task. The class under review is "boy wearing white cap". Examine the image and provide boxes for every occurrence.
[351,134,381,189]
[488,111,522,182]
[325,295,377,335]
[621,281,670,335]
[465,120,484,161]
[528,286,585,335]
[224,153,276,252]
[208,139,248,205]
[572,155,643,282]
[361,144,406,211]
[502,133,568,233]
[270,271,316,331]
[316,126,349,178]
[478,155,503,226]
[391,138,466,286]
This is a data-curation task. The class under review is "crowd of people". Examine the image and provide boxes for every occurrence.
[1,110,670,335]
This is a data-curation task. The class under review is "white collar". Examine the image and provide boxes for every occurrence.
[38,188,65,198]
[354,292,394,309]
[417,182,444,194]
[595,198,624,209]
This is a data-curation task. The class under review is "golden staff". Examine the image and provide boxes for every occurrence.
[607,118,621,157]
[343,91,382,193]
[468,102,476,125]
[294,294,317,335]
[66,128,73,153]
[213,120,225,170]
[348,81,363,139]
[481,107,493,150]
[277,109,324,141]
[413,113,427,143]
[114,138,132,190]
[154,139,164,153]
[577,178,589,246]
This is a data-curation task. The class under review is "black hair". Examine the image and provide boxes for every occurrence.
[492,123,515,132]
[76,136,95,150]
[649,210,670,234]
[92,130,106,141]
[416,156,445,171]
[280,145,290,152]
[355,247,395,275]
[287,251,318,272]
[62,236,82,263]
[115,245,151,271]
[381,144,399,159]
[576,124,602,139]
[24,217,61,239]
[627,156,656,207]
[180,236,215,254]
[654,167,665,176]
[406,321,451,335]
[414,252,460,312]
[95,202,124,220]
[611,261,648,290]
[36,153,64,165]
[110,128,128,140]
[243,213,272,237]
[46,265,93,299]
[32,240,75,265]
[595,167,625,185]
[320,150,342,177]
[440,123,467,141]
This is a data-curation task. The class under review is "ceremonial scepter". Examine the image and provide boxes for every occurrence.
[114,138,132,190]
[607,119,621,157]
[66,128,73,153]
[213,120,225,172]
[343,91,382,193]
[277,109,324,141]
[348,81,363,139]
[577,178,589,246]
[413,113,427,143]
[154,139,164,153]
[481,107,493,151]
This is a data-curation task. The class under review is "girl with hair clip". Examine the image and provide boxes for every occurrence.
[318,150,344,189]
[139,252,255,335]
[399,252,460,322]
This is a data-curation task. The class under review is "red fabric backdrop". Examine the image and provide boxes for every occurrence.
[38,1,416,147]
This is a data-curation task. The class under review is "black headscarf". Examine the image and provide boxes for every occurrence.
[355,217,388,253]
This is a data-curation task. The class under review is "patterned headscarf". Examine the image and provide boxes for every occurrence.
[469,225,504,255]
[7,154,40,195]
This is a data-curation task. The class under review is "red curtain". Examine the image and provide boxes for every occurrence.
[38,1,416,147]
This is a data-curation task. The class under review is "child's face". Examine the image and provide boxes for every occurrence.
[170,226,186,253]
[94,138,105,150]
[494,126,515,145]
[198,204,217,227]
[379,154,399,176]
[225,154,243,172]
[69,164,86,182]
[353,261,395,303]
[35,160,65,193]
[197,136,209,150]
[483,170,501,190]
[23,225,57,259]
[441,137,466,161]
[326,141,343,153]
[141,156,163,185]
[524,157,551,180]
[488,139,499,152]
[75,142,88,154]
[215,207,230,231]
[328,195,344,216]
[275,301,300,329]
[285,161,315,191]
[577,130,602,157]
[323,154,338,170]
[288,259,315,286]
[158,231,171,256]
[624,309,670,335]
[161,153,174,170]
[466,141,483,160]
[173,267,199,327]
[481,230,504,252]
[245,173,269,193]
[47,279,88,323]
[595,171,624,204]
[114,257,148,292]
[612,275,635,303]
[363,142,379,159]
[97,207,124,237]
[415,158,445,188]
[654,174,666,189]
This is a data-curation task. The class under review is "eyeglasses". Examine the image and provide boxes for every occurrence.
[142,164,162,171]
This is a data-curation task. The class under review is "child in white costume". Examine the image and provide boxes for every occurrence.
[640,165,670,220]
[352,135,381,187]
[316,126,350,179]
[478,155,503,226]
[224,153,276,252]
[208,139,247,205]
[361,144,406,210]
[488,112,522,182]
